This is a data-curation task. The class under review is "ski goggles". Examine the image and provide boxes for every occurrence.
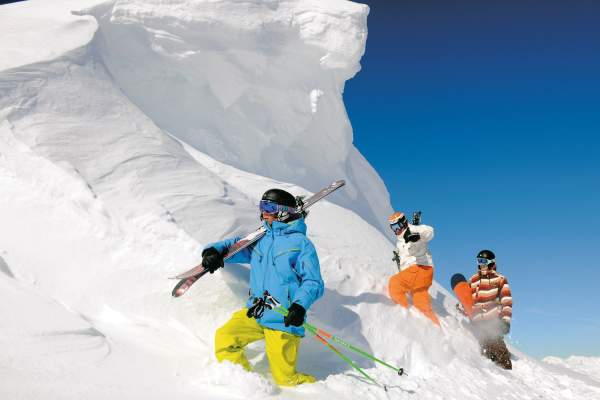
[259,200,296,215]
[477,257,496,266]
[390,221,407,232]
[390,222,403,231]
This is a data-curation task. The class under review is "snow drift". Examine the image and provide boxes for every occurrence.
[89,0,392,234]
[1,1,599,399]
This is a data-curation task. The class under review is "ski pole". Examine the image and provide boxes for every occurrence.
[307,325,381,387]
[247,293,382,387]
[303,322,405,376]
[260,292,405,377]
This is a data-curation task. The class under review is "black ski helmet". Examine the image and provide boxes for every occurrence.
[477,249,496,260]
[477,249,496,271]
[261,188,297,208]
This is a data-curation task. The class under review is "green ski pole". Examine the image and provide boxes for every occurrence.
[306,324,382,387]
[260,291,405,376]
[247,293,383,386]
[257,291,405,384]
[303,321,405,376]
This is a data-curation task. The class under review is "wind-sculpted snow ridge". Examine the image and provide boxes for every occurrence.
[1,1,600,399]
[82,0,393,234]
[0,0,98,71]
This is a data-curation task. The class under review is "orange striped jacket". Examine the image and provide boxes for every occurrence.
[469,271,512,324]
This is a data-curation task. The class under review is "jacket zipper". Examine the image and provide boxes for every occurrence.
[261,228,275,295]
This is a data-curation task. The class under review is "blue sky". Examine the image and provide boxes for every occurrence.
[345,0,600,358]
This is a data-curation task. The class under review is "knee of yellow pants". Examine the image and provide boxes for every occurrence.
[214,309,263,371]
[264,328,316,386]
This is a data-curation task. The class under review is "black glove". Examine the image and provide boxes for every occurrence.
[500,320,511,335]
[403,228,421,243]
[295,196,308,219]
[412,211,422,226]
[284,303,306,327]
[201,247,224,273]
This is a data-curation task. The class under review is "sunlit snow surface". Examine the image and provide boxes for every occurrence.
[1,1,600,399]
[544,356,600,384]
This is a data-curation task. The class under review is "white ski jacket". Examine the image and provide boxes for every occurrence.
[395,224,434,271]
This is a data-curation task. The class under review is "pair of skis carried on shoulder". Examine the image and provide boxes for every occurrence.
[170,180,346,298]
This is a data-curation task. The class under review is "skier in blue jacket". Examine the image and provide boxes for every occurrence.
[201,188,324,386]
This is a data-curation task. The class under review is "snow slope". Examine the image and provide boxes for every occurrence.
[1,1,600,399]
[544,356,600,384]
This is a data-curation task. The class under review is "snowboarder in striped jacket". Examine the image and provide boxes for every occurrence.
[453,249,513,369]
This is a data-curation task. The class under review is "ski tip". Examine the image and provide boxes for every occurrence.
[172,273,203,298]
[171,280,189,297]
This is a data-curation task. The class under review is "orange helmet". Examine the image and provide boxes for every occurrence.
[388,212,408,235]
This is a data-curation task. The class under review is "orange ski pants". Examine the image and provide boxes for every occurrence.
[388,265,440,326]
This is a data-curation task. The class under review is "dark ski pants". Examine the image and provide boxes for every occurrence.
[480,336,512,370]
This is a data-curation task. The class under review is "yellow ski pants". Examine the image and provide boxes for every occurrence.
[214,308,316,386]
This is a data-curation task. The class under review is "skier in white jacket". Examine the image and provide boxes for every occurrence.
[388,212,440,325]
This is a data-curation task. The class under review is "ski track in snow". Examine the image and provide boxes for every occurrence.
[1,1,600,399]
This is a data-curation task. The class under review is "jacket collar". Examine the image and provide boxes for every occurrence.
[263,217,307,235]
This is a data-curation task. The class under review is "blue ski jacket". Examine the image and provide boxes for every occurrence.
[205,217,324,336]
